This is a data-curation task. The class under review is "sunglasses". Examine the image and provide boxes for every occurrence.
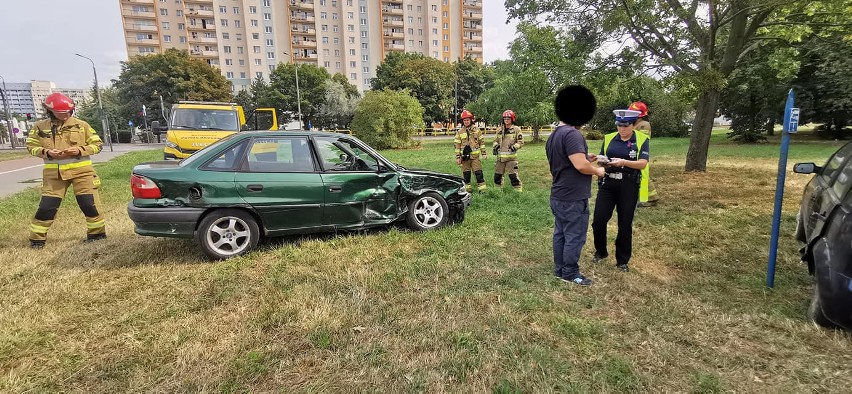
[615,121,633,127]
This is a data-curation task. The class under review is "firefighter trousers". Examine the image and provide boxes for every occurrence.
[30,172,105,242]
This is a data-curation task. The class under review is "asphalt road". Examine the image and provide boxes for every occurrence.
[0,143,161,198]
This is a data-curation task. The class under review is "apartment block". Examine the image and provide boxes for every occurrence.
[1,81,88,118]
[119,0,483,92]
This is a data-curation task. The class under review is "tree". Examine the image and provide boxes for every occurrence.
[468,67,554,141]
[454,57,495,121]
[112,49,232,127]
[506,0,846,171]
[371,52,454,124]
[350,89,424,149]
[589,76,691,138]
[793,31,852,139]
[315,79,360,129]
[77,84,128,140]
[267,63,331,127]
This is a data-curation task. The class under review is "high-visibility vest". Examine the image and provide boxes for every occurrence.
[603,131,651,203]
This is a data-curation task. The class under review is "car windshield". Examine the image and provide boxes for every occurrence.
[170,108,240,131]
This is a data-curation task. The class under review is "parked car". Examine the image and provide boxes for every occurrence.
[128,131,471,260]
[793,140,852,330]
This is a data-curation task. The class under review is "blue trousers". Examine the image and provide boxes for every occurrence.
[551,198,589,279]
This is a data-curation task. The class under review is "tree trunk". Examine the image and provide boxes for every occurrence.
[532,126,541,142]
[685,89,721,172]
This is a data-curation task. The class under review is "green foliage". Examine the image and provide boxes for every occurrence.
[793,31,852,139]
[76,85,127,140]
[350,89,423,149]
[315,79,360,129]
[112,49,232,127]
[455,57,495,114]
[589,76,691,138]
[267,63,331,127]
[371,52,454,124]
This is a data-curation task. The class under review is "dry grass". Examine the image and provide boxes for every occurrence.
[1,137,851,393]
[0,150,31,163]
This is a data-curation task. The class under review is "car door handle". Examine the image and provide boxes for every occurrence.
[811,212,827,221]
[329,186,342,193]
[246,184,264,192]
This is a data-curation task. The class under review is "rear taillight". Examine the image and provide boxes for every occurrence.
[131,174,163,199]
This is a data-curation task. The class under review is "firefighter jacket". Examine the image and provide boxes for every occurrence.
[454,125,485,160]
[493,125,524,162]
[27,118,103,180]
[635,119,652,136]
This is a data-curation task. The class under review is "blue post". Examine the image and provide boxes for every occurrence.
[767,89,797,288]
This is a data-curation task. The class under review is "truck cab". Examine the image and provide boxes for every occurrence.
[159,101,277,160]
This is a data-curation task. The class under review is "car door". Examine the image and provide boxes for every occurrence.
[807,142,852,243]
[234,136,325,234]
[313,136,400,227]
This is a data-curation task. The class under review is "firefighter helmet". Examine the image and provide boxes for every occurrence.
[460,109,474,120]
[43,93,75,113]
[628,101,648,117]
[502,109,516,122]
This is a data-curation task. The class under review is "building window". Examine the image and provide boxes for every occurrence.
[219,6,226,13]
[239,59,245,66]
[360,31,367,38]
[262,0,270,6]
[333,13,338,20]
[162,22,170,29]
[224,46,232,53]
[255,59,262,65]
[362,55,368,61]
[335,62,340,69]
[335,49,340,56]
[363,66,369,73]
[348,37,355,44]
[267,52,275,59]
[163,35,172,42]
[225,59,233,65]
[349,49,355,55]
[322,24,328,31]
[233,7,240,14]
[222,32,230,39]
[249,6,256,13]
[320,12,327,19]
[360,18,366,26]
[226,72,234,78]
[347,24,354,32]
[237,47,244,54]
[350,61,356,67]
[333,25,339,32]
[251,19,258,26]
[253,46,261,53]
[176,10,182,16]
[264,13,271,20]
[322,37,329,44]
[178,23,185,30]
[348,12,353,19]
[350,73,356,80]
[360,6,366,13]
[179,36,187,43]
[221,19,228,27]
[159,8,167,15]
[256,72,263,78]
[235,20,241,27]
[333,37,339,44]
[269,65,275,71]
[265,26,273,33]
[324,61,331,67]
[240,72,246,78]
[236,33,242,40]
[252,33,259,39]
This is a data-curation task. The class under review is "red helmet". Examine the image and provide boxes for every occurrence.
[502,109,516,122]
[44,93,75,113]
[628,101,648,117]
[460,109,474,120]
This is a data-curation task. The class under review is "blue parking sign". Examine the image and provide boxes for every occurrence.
[786,108,799,133]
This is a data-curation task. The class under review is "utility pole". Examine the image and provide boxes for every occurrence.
[282,51,303,130]
[0,76,16,148]
[75,53,113,152]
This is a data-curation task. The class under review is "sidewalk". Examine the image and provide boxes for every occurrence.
[0,142,162,198]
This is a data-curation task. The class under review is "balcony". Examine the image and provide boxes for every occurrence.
[383,30,403,38]
[291,25,316,34]
[189,35,217,44]
[121,8,156,19]
[191,49,219,57]
[293,40,318,48]
[464,45,483,53]
[382,7,403,15]
[295,52,318,60]
[187,23,216,31]
[382,18,403,27]
[184,0,213,4]
[463,22,481,30]
[291,14,316,22]
[465,11,483,20]
[186,8,214,17]
[126,23,158,32]
[123,0,154,3]
[290,0,314,9]
[466,33,482,42]
[128,35,160,44]
[462,0,480,8]
[384,43,404,51]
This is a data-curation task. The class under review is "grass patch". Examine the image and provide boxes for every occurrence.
[0,149,31,162]
[0,135,850,392]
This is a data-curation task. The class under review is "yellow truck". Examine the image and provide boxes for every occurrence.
[153,101,278,160]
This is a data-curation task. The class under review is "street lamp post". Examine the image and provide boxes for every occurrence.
[281,51,303,130]
[75,53,113,152]
[0,76,16,148]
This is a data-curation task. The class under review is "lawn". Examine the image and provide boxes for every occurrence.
[0,133,850,392]
[0,149,32,163]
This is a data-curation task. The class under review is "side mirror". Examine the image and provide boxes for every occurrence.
[151,121,162,136]
[793,162,819,174]
[339,153,349,162]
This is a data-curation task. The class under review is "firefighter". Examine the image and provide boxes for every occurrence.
[492,109,524,191]
[26,93,106,249]
[627,101,658,206]
[454,109,487,192]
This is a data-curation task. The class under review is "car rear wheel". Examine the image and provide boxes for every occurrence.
[406,192,449,231]
[808,282,837,328]
[197,209,260,260]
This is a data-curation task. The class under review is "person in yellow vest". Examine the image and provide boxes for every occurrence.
[26,93,105,249]
[628,101,659,206]
[492,109,524,191]
[591,109,650,272]
[453,109,487,192]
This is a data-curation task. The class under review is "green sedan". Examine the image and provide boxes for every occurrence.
[128,131,471,260]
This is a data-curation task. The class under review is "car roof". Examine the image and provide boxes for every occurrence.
[238,130,352,139]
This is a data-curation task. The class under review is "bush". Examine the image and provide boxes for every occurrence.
[116,130,133,143]
[589,76,691,138]
[350,89,425,149]
[584,129,605,140]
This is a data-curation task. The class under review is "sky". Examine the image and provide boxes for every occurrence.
[0,1,518,89]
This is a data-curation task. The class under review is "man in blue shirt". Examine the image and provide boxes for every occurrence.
[546,86,605,286]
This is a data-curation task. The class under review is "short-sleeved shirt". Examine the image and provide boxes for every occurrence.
[546,124,592,201]
[600,133,650,175]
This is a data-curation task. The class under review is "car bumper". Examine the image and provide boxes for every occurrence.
[127,201,205,238]
[163,146,192,160]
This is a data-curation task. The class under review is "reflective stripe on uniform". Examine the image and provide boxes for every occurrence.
[43,158,93,170]
[30,224,49,234]
[86,219,105,229]
[497,151,517,160]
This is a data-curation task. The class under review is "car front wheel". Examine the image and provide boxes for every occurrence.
[197,209,260,260]
[406,192,449,231]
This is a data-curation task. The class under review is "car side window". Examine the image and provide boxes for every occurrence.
[820,142,852,184]
[831,162,852,200]
[245,137,315,172]
[201,140,248,171]
[315,137,379,172]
